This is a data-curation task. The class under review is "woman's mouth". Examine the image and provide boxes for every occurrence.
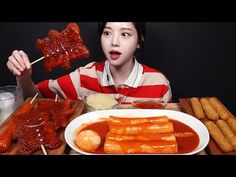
[109,50,121,60]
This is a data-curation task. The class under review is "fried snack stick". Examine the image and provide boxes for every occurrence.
[226,118,236,135]
[200,98,219,120]
[190,97,205,119]
[0,121,17,152]
[208,98,230,120]
[216,120,236,151]
[204,121,233,152]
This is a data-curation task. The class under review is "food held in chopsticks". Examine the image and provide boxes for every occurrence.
[36,23,90,72]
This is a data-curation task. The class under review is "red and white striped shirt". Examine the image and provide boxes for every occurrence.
[37,59,172,103]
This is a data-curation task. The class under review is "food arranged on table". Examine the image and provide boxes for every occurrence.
[0,98,84,155]
[2,95,234,155]
[65,109,209,155]
[179,97,236,154]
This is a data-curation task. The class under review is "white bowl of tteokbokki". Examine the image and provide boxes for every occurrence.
[65,109,210,155]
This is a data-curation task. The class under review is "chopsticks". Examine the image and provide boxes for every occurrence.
[55,94,58,102]
[30,93,39,104]
[30,56,44,65]
[41,145,48,155]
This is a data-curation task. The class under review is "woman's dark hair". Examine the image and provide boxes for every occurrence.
[98,22,146,51]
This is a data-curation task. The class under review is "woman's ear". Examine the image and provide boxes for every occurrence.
[137,35,144,49]
[141,34,144,43]
[141,35,144,43]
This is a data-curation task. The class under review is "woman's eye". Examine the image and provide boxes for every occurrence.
[121,32,130,37]
[103,31,111,36]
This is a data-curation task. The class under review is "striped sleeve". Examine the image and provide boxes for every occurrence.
[37,69,80,99]
[37,80,56,98]
[36,62,103,100]
[162,78,172,103]
[141,65,172,103]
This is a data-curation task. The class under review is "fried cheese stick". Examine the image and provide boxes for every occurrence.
[208,98,230,120]
[216,120,236,151]
[226,118,236,136]
[204,121,233,153]
[190,97,205,119]
[200,98,219,120]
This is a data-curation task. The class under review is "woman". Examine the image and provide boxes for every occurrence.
[6,22,172,103]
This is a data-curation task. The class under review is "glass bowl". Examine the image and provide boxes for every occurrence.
[0,85,23,124]
[132,99,167,109]
[82,93,123,112]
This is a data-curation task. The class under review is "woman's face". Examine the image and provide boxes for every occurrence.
[101,22,139,67]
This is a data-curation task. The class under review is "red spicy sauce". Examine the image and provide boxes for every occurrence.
[133,101,165,109]
[170,119,199,154]
[79,119,199,154]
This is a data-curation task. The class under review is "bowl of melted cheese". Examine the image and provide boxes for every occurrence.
[83,93,122,112]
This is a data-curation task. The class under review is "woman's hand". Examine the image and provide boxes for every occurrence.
[6,50,41,99]
[6,50,32,78]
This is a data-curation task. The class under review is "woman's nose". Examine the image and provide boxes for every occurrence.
[111,35,120,47]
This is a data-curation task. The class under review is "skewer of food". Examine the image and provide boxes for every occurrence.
[0,98,77,154]
[33,23,90,72]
